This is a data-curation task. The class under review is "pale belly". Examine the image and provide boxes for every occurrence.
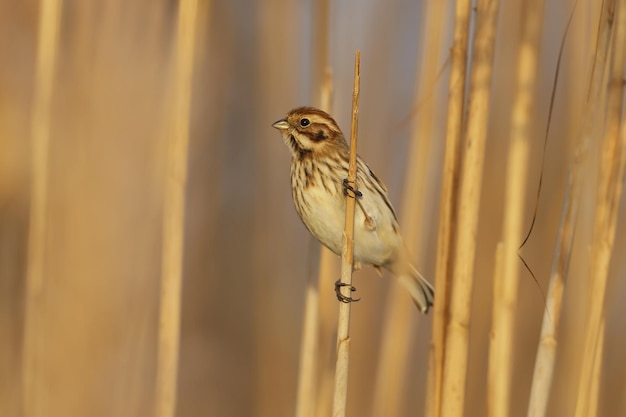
[295,186,400,267]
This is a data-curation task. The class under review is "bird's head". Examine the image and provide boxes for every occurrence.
[272,107,347,159]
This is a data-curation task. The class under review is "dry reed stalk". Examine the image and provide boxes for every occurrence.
[332,51,360,417]
[574,0,626,415]
[487,0,544,416]
[312,0,330,96]
[441,0,500,416]
[587,317,607,417]
[22,1,62,416]
[370,1,448,415]
[315,254,340,417]
[295,266,320,417]
[529,2,613,413]
[426,0,471,415]
[526,172,577,417]
[296,67,333,417]
[315,69,336,414]
[314,74,340,417]
[155,1,198,416]
[312,26,335,417]
[314,254,339,417]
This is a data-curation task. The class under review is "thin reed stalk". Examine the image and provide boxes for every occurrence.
[331,51,360,417]
[588,317,607,417]
[295,261,320,417]
[155,1,198,417]
[526,172,577,417]
[371,1,448,415]
[22,1,63,416]
[426,0,471,415]
[574,0,626,415]
[441,0,500,415]
[487,0,544,416]
[313,75,339,417]
[315,247,340,417]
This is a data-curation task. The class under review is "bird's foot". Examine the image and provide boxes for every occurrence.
[335,279,360,303]
[342,178,362,199]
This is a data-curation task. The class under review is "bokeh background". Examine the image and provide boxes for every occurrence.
[1,0,625,417]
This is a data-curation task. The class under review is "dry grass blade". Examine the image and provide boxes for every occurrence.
[22,1,62,416]
[519,0,578,253]
[487,0,544,416]
[331,51,360,417]
[426,0,471,416]
[441,0,500,416]
[575,0,626,415]
[155,1,198,417]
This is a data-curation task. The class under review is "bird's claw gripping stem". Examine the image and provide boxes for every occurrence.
[342,178,362,199]
[335,279,361,303]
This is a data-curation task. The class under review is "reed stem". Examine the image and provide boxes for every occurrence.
[331,51,360,417]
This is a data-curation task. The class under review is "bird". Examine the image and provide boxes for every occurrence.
[272,106,434,313]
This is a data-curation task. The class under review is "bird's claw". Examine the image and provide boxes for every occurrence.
[334,279,360,303]
[342,178,362,199]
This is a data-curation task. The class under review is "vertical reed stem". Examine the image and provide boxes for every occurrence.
[488,0,544,415]
[331,51,360,417]
[526,172,577,417]
[575,0,626,415]
[155,1,198,416]
[22,1,63,416]
[441,1,500,416]
[427,0,470,415]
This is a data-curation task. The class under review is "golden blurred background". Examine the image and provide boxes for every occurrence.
[1,0,625,417]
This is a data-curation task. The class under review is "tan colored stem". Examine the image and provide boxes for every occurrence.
[575,0,626,415]
[527,172,577,417]
[155,1,198,417]
[331,51,360,417]
[441,0,500,416]
[22,1,62,416]
[488,0,544,416]
[427,0,471,415]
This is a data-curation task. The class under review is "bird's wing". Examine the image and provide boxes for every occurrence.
[356,157,399,222]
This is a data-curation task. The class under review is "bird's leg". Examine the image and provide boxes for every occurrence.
[334,279,360,303]
[356,200,376,231]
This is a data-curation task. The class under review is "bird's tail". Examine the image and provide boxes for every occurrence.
[395,264,434,314]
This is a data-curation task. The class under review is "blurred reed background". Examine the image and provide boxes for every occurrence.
[1,0,625,417]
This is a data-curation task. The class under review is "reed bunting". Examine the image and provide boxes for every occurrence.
[272,107,434,313]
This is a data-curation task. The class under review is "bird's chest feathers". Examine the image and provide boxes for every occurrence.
[295,183,345,251]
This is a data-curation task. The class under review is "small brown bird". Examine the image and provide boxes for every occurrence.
[272,106,434,313]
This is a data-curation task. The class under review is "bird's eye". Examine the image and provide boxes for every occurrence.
[300,118,310,127]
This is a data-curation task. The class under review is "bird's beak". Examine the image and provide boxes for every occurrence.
[272,119,290,131]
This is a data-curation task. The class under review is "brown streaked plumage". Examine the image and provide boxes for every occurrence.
[272,106,434,313]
